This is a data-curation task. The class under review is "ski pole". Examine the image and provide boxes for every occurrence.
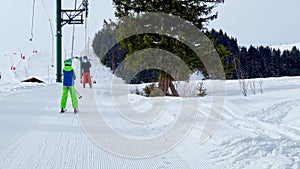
[75,89,82,99]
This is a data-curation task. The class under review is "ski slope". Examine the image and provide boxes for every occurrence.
[0,51,299,168]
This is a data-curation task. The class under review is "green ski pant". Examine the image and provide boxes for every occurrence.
[60,86,78,109]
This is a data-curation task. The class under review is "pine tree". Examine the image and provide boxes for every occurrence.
[92,20,128,73]
[112,0,221,96]
[215,44,234,79]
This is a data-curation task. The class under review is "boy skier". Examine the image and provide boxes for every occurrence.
[81,56,92,88]
[60,59,79,113]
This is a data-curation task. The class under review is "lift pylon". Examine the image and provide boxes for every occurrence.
[56,0,88,82]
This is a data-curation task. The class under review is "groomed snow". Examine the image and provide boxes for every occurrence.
[0,51,299,168]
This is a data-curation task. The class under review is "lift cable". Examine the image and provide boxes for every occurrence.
[29,0,36,41]
[70,0,78,59]
[40,0,55,66]
[84,15,88,56]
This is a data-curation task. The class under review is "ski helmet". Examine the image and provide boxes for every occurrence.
[64,59,72,66]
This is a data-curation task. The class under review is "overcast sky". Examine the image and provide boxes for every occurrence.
[0,0,114,57]
[0,0,299,57]
[210,0,300,47]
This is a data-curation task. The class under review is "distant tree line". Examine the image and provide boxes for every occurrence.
[93,23,300,83]
[207,29,300,79]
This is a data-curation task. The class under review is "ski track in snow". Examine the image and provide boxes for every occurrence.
[0,106,182,169]
[0,84,215,169]
[1,51,300,168]
[208,99,300,169]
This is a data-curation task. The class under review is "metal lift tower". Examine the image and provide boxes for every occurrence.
[56,0,88,82]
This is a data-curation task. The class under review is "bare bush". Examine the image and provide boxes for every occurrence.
[133,80,208,97]
[239,79,248,96]
[175,81,207,97]
[249,80,256,95]
[259,79,263,94]
[175,81,198,97]
[143,83,156,97]
[196,81,207,97]
[234,58,248,96]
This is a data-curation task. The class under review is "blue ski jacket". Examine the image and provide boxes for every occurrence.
[63,66,76,86]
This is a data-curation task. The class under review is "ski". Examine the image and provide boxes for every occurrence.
[60,108,67,113]
[59,108,79,114]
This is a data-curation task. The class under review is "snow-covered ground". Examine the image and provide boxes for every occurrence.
[0,50,299,169]
[269,42,300,51]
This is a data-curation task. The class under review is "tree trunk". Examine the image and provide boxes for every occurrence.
[158,71,179,96]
